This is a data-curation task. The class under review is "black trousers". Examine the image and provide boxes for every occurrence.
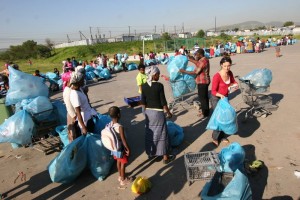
[74,117,95,137]
[197,83,210,117]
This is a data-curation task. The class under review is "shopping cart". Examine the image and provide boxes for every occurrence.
[162,75,199,113]
[184,151,220,185]
[236,76,278,120]
[30,108,62,155]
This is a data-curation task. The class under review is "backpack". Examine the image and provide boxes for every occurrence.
[101,122,122,152]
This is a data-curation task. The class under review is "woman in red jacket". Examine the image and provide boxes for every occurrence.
[210,57,238,146]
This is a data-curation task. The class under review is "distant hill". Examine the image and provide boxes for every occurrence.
[209,21,300,31]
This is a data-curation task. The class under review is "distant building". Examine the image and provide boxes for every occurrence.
[293,27,300,35]
[178,32,192,38]
[140,34,161,41]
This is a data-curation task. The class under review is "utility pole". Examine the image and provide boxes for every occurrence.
[97,27,100,38]
[215,16,217,32]
[154,25,156,33]
[67,34,71,43]
[79,31,82,40]
[90,26,93,40]
[128,26,131,36]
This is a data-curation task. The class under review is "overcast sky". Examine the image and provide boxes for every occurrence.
[1,0,300,48]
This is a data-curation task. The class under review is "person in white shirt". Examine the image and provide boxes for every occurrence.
[69,71,97,135]
[63,76,77,142]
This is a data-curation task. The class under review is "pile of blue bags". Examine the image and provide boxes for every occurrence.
[51,112,113,182]
[167,55,196,98]
[85,65,111,80]
[48,133,114,183]
[0,67,67,148]
[201,143,252,199]
[206,97,238,135]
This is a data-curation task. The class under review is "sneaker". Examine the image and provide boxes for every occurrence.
[163,155,175,164]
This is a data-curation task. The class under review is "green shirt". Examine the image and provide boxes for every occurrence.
[136,72,147,93]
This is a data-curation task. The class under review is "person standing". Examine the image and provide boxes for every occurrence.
[63,74,77,142]
[108,106,131,186]
[141,66,175,164]
[70,71,97,135]
[180,49,210,118]
[136,64,147,94]
[210,57,238,146]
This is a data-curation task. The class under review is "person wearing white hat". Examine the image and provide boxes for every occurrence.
[70,71,97,136]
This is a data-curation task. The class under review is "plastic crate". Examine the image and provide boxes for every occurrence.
[124,96,141,107]
[184,151,220,184]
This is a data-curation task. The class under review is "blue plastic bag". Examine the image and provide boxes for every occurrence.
[85,65,94,72]
[48,135,87,183]
[127,63,137,71]
[206,98,237,135]
[86,71,97,80]
[167,121,184,147]
[0,110,34,145]
[219,142,245,173]
[242,68,272,88]
[86,134,114,181]
[183,73,196,92]
[24,96,53,121]
[100,68,111,79]
[52,100,67,125]
[5,66,49,105]
[201,169,252,200]
[55,125,69,147]
[167,55,188,81]
[45,72,59,80]
[171,79,189,98]
[93,113,112,134]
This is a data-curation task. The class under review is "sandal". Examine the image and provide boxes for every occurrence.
[212,140,219,146]
[120,177,132,186]
[221,139,230,143]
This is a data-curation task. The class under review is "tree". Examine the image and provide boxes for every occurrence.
[161,32,171,40]
[233,27,239,32]
[196,29,205,38]
[219,33,231,41]
[45,38,55,54]
[36,45,51,58]
[283,21,294,27]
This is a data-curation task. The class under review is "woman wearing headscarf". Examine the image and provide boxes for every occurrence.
[69,71,97,135]
[141,66,175,164]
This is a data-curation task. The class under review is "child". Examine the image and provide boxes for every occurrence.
[108,106,131,187]
[136,64,147,94]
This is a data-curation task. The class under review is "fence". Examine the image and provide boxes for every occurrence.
[164,38,206,52]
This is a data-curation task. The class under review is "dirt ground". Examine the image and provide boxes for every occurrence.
[1,43,300,200]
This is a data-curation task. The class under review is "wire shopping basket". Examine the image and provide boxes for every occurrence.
[184,151,220,184]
